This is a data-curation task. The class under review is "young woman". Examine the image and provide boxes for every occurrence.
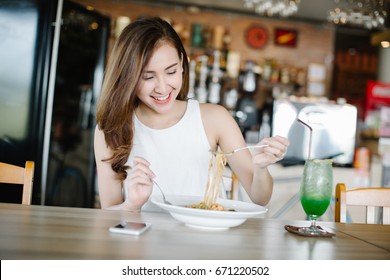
[94,17,289,211]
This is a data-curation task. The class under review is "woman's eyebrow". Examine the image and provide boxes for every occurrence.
[165,62,179,70]
[144,62,179,73]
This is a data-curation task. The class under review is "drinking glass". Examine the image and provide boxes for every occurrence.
[299,159,333,236]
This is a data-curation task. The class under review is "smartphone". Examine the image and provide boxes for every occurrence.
[109,221,151,236]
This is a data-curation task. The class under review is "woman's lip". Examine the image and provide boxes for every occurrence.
[152,93,171,104]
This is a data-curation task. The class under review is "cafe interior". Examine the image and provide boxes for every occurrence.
[0,0,390,260]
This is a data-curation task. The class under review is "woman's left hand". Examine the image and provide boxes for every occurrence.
[252,135,290,168]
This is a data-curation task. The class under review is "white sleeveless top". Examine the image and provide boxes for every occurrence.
[124,99,212,211]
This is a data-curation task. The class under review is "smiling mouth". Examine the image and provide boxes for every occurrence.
[152,93,171,103]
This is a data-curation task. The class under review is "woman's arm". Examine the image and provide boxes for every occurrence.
[94,126,154,211]
[246,135,289,205]
[201,104,289,206]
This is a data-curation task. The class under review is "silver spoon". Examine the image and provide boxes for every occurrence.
[210,144,269,156]
[153,179,172,205]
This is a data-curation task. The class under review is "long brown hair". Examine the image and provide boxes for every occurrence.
[96,17,190,181]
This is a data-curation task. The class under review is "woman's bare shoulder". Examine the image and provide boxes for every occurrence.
[199,102,231,119]
[199,103,238,135]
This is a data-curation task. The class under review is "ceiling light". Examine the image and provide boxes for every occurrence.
[328,0,387,30]
[243,0,301,18]
[381,41,390,48]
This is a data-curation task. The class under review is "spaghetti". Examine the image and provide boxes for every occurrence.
[187,151,228,211]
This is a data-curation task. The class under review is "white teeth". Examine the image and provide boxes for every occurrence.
[154,94,169,101]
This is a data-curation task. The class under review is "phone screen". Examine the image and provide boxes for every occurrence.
[109,221,151,235]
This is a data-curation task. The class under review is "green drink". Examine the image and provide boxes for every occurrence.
[300,197,331,219]
[299,159,333,236]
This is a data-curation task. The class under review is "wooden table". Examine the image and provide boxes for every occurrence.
[0,203,389,260]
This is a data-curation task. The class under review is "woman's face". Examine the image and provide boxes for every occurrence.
[136,43,183,113]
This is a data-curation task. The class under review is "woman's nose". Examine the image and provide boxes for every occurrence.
[154,76,169,93]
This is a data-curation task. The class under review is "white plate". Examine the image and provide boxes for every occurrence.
[151,195,267,230]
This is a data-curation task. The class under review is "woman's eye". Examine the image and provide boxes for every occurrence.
[143,76,153,80]
[167,70,177,75]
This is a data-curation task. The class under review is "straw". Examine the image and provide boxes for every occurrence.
[297,118,313,160]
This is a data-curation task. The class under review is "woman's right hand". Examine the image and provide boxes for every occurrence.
[124,156,155,210]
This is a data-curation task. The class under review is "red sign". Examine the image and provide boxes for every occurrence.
[274,28,297,47]
[366,80,390,120]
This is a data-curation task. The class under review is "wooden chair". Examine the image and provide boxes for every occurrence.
[335,183,390,224]
[0,161,34,205]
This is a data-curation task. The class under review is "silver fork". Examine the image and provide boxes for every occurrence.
[153,179,172,205]
[210,144,269,156]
